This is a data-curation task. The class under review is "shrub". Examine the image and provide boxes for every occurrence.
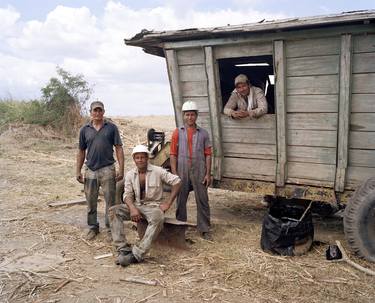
[40,67,92,136]
[0,67,93,137]
[0,100,23,125]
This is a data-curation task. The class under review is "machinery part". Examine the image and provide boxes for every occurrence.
[147,128,167,159]
[344,177,375,262]
[147,128,165,149]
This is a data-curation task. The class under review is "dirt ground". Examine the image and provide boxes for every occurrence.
[1,116,375,303]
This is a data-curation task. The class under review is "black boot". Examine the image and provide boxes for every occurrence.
[118,252,138,267]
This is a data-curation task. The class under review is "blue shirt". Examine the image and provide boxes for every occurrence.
[79,119,122,171]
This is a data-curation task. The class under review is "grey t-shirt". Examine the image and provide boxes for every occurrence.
[79,120,122,171]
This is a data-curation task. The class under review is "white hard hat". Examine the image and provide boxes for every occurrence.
[182,101,198,112]
[131,145,150,156]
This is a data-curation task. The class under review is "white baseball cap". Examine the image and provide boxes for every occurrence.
[234,74,249,86]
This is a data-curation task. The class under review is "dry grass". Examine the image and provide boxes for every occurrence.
[1,117,375,303]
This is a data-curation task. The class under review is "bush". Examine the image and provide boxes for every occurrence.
[0,99,51,128]
[40,67,92,136]
[0,67,93,137]
[0,100,23,125]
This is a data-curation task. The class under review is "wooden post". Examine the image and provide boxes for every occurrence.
[274,40,287,186]
[165,49,183,127]
[204,46,223,181]
[335,34,352,192]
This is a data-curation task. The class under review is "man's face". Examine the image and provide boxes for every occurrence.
[133,153,148,170]
[236,82,250,97]
[183,111,198,127]
[90,107,104,122]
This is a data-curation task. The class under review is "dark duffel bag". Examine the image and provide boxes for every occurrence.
[261,203,314,256]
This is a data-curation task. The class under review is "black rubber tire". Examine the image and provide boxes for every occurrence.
[344,177,375,262]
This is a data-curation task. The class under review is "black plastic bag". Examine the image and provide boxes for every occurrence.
[261,203,314,256]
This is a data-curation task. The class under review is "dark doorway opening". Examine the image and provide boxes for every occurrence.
[218,55,275,114]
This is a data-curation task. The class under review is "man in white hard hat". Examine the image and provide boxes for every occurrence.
[76,101,124,240]
[109,145,181,267]
[223,74,267,119]
[170,101,213,240]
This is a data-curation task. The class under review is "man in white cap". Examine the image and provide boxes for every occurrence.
[76,101,124,240]
[223,74,267,119]
[109,145,181,267]
[170,101,213,240]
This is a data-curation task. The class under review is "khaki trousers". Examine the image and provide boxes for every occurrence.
[109,203,164,261]
[84,164,116,230]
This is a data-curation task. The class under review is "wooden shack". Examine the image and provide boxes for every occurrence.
[125,11,375,202]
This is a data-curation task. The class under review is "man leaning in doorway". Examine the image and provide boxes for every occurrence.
[224,74,267,119]
[170,101,213,240]
[76,101,124,240]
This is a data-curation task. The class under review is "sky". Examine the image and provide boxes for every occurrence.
[0,1,374,116]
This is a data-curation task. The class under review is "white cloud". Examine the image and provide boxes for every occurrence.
[0,52,55,100]
[0,1,288,115]
[0,6,20,38]
[8,5,101,60]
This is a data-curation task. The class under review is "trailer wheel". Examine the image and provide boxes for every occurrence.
[344,177,375,262]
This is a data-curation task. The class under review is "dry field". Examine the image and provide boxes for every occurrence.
[0,116,375,303]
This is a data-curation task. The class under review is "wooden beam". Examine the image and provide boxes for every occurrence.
[165,49,183,127]
[163,25,375,50]
[335,34,352,192]
[48,198,88,207]
[274,40,287,186]
[204,46,223,181]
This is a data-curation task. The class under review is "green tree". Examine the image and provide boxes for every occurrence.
[41,67,93,135]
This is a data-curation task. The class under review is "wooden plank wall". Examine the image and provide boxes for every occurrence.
[175,48,213,145]
[347,34,375,188]
[285,37,340,187]
[220,115,277,182]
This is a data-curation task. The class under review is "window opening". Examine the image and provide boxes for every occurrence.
[218,55,275,114]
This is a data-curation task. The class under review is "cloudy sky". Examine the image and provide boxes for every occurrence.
[0,1,373,115]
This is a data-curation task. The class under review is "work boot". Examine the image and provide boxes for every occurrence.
[106,229,113,243]
[115,246,133,265]
[200,232,213,241]
[86,229,99,240]
[117,252,138,267]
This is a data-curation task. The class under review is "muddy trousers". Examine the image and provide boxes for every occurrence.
[109,204,164,261]
[84,164,116,231]
[176,169,210,233]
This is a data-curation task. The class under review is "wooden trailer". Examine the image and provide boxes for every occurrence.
[125,11,375,260]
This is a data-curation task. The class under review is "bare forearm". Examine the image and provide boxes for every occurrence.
[76,150,85,175]
[125,196,136,210]
[168,182,181,204]
[205,155,211,177]
[170,155,177,174]
[115,145,124,175]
